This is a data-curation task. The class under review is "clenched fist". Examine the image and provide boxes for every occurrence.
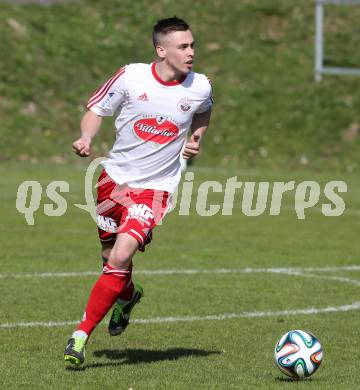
[72,136,91,157]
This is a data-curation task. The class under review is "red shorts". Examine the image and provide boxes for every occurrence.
[96,169,169,250]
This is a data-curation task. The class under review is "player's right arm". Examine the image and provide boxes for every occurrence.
[72,111,103,157]
[73,65,127,157]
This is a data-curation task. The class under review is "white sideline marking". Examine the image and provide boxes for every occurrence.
[1,302,360,329]
[280,271,360,287]
[1,265,360,279]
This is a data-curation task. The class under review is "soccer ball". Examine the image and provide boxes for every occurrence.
[274,330,323,379]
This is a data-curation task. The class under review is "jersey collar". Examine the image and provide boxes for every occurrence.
[151,62,187,86]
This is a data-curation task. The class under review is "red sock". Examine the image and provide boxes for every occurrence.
[118,261,134,301]
[77,263,132,336]
[118,282,134,301]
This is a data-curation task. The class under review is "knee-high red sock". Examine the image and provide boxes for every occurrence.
[77,263,132,336]
[117,261,134,301]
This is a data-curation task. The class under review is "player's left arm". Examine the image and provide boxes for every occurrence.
[183,108,212,160]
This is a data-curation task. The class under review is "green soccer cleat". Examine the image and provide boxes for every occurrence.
[64,332,87,366]
[108,282,144,336]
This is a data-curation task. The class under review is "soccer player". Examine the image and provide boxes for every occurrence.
[64,17,212,365]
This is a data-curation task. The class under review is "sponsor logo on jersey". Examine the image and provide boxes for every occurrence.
[133,116,179,144]
[96,214,118,233]
[177,97,193,113]
[126,204,154,226]
[100,92,115,108]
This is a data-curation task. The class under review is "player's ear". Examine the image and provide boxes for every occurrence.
[156,45,166,59]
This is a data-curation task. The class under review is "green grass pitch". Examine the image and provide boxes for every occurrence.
[0,162,359,389]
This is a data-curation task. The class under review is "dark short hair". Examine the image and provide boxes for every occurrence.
[152,17,190,47]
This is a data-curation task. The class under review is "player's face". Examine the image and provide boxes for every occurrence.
[158,30,195,75]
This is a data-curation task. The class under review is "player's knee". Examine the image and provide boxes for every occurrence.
[108,247,133,269]
[107,233,139,269]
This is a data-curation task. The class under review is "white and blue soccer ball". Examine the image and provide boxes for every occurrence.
[274,330,323,379]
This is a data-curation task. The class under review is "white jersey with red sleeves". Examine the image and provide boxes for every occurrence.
[87,62,212,193]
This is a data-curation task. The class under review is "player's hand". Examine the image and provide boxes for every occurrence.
[72,136,92,157]
[183,134,201,160]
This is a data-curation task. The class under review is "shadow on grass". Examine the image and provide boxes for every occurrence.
[66,348,220,371]
[274,376,313,383]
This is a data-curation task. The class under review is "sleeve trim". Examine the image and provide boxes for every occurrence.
[86,66,125,109]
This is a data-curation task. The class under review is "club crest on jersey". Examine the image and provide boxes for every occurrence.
[133,115,179,144]
[177,97,193,113]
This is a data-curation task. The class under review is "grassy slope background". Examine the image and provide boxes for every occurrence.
[1,0,360,171]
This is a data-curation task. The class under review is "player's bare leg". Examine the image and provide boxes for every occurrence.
[100,242,113,262]
[64,233,140,366]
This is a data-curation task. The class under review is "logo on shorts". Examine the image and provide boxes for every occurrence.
[177,97,193,113]
[126,204,154,226]
[96,215,118,233]
[133,115,179,144]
